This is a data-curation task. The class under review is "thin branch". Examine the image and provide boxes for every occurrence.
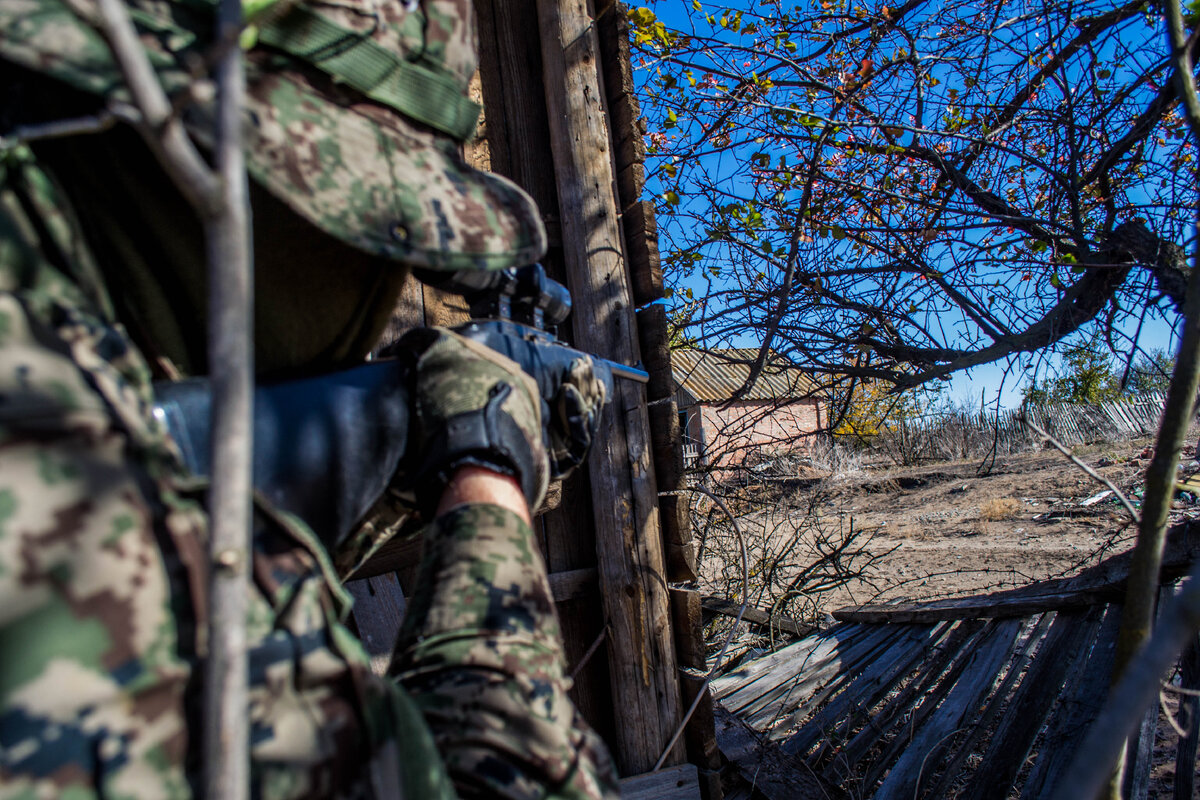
[87,0,255,794]
[91,0,221,214]
[0,111,119,146]
[1019,413,1141,524]
[201,0,254,793]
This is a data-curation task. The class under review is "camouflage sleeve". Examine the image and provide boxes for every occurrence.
[389,503,619,800]
[0,151,446,800]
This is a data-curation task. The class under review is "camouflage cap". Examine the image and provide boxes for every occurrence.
[0,0,547,271]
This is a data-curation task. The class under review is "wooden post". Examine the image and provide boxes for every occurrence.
[536,0,683,773]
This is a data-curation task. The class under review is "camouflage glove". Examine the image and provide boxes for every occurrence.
[400,327,549,511]
[546,356,606,477]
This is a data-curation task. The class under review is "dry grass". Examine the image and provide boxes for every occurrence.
[979,496,1022,521]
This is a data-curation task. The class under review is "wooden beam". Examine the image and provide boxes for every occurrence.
[618,763,701,799]
[638,303,694,583]
[354,542,599,604]
[536,0,683,774]
[701,596,815,639]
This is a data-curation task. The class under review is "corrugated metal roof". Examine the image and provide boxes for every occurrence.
[671,348,819,402]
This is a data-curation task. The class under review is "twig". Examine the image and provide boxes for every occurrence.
[1019,413,1142,525]
[1161,689,1190,738]
[1160,682,1200,697]
[0,112,118,147]
[569,627,609,682]
[653,485,749,772]
[86,0,254,795]
[91,0,220,213]
[201,0,254,795]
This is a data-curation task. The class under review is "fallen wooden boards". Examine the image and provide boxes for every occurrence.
[714,597,1177,799]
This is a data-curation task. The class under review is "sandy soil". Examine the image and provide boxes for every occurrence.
[696,435,1198,619]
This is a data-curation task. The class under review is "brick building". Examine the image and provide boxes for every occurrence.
[672,348,825,472]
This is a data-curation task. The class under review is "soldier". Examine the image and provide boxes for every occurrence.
[0,0,619,797]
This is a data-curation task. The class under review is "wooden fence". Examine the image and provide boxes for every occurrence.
[875,393,1168,464]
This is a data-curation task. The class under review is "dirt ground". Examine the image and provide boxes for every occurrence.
[787,435,1196,612]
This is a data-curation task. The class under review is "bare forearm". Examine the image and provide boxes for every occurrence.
[435,465,532,526]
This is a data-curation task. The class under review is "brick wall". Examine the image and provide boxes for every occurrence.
[686,398,823,468]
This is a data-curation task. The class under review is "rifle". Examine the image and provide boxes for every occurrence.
[153,264,647,548]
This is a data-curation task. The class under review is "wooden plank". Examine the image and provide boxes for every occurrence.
[715,623,870,695]
[1019,603,1123,799]
[670,588,723,798]
[701,596,815,640]
[625,200,663,305]
[372,272,426,352]
[537,0,682,773]
[962,607,1104,800]
[618,763,701,800]
[767,625,915,737]
[474,0,596,573]
[782,623,943,758]
[472,0,558,208]
[798,631,957,772]
[833,588,1104,624]
[925,613,1055,799]
[857,620,1000,791]
[714,624,870,712]
[1125,699,1157,800]
[826,620,984,785]
[351,530,424,585]
[713,705,838,800]
[557,594,617,750]
[1125,586,1173,800]
[346,572,408,676]
[742,625,901,732]
[870,619,1022,800]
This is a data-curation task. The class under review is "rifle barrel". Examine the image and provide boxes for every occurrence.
[608,360,649,384]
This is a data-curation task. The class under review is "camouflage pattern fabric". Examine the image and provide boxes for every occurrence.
[0,149,618,799]
[393,504,619,800]
[0,148,453,799]
[546,358,606,479]
[402,327,551,512]
[0,0,548,272]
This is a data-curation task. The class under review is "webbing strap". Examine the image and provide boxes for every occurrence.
[256,7,479,141]
[254,7,479,140]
